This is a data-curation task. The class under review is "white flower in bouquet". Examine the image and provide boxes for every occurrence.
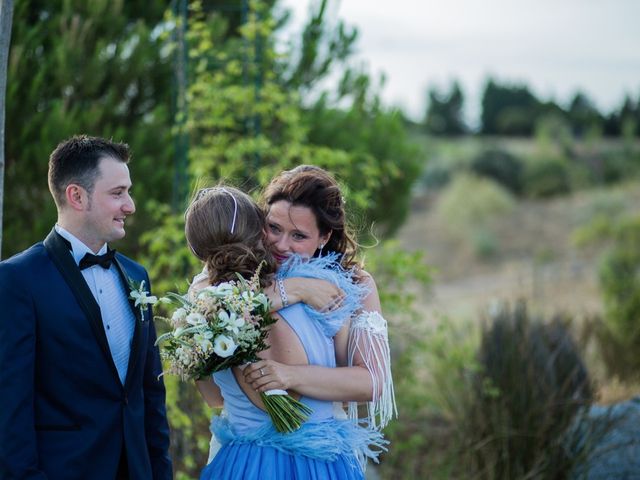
[212,334,237,358]
[218,310,244,334]
[207,282,235,298]
[194,331,214,353]
[171,307,188,326]
[175,346,193,366]
[186,312,207,326]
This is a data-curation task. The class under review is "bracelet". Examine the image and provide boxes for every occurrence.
[277,278,289,308]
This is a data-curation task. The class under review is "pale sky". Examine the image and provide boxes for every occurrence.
[280,0,640,123]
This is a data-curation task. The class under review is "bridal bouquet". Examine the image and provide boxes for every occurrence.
[155,266,312,433]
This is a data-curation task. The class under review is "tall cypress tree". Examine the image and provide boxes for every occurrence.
[424,81,467,136]
[4,0,174,257]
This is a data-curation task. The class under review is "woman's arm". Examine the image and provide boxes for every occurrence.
[347,271,386,400]
[264,277,344,312]
[190,268,343,313]
[346,271,397,428]
[195,378,224,408]
[243,357,373,402]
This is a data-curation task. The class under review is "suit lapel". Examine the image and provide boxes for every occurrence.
[113,256,143,390]
[43,229,120,382]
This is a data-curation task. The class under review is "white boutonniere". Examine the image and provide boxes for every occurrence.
[129,279,158,320]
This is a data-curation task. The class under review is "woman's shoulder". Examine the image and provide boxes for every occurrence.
[356,269,382,312]
[357,269,377,289]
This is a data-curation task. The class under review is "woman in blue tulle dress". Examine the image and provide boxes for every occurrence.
[185,180,394,479]
[251,166,396,430]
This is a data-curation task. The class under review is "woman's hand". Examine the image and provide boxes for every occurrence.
[266,277,345,312]
[243,359,295,393]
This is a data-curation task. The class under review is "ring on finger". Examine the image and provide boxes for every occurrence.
[259,368,265,376]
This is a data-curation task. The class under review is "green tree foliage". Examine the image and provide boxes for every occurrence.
[284,0,423,235]
[282,0,357,93]
[181,0,421,237]
[304,77,422,236]
[423,80,467,136]
[567,92,604,138]
[481,78,541,135]
[0,0,14,257]
[603,94,640,138]
[478,78,639,139]
[4,0,174,257]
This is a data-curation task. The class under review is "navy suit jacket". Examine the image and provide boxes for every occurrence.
[0,229,172,479]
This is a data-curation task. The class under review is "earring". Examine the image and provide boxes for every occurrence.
[318,243,324,257]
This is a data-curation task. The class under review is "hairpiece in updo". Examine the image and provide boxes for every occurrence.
[185,184,276,287]
[193,187,238,234]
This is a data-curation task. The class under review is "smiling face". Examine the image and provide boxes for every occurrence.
[265,200,331,265]
[78,156,135,251]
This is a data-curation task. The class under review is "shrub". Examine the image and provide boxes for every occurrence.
[363,240,432,316]
[379,300,619,479]
[419,162,453,190]
[471,148,524,195]
[464,302,600,479]
[597,216,640,381]
[572,210,640,381]
[600,151,640,184]
[524,155,572,198]
[436,174,514,255]
[535,113,573,155]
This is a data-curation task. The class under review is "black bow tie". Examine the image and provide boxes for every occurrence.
[79,249,116,270]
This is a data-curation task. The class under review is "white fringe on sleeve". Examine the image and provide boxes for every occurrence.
[347,311,397,430]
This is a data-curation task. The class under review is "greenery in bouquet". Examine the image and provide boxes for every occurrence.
[155,266,311,433]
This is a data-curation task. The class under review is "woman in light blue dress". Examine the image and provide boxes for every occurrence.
[184,186,386,480]
[251,165,397,430]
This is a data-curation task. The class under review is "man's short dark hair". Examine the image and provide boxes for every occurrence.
[48,135,130,208]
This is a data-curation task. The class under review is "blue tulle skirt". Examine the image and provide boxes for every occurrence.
[200,442,364,480]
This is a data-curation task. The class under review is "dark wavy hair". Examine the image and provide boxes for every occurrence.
[185,186,276,287]
[261,165,360,271]
[48,135,130,209]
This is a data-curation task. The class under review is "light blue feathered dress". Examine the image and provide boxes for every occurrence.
[199,255,386,480]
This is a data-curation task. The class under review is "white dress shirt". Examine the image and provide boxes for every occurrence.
[55,225,135,384]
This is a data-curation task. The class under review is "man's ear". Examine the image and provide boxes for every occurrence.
[65,184,87,211]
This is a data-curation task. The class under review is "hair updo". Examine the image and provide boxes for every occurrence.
[185,186,276,287]
[261,165,360,270]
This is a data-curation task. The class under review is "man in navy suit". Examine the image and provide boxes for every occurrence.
[0,136,172,479]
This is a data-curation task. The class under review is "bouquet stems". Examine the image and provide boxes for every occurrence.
[261,390,313,433]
